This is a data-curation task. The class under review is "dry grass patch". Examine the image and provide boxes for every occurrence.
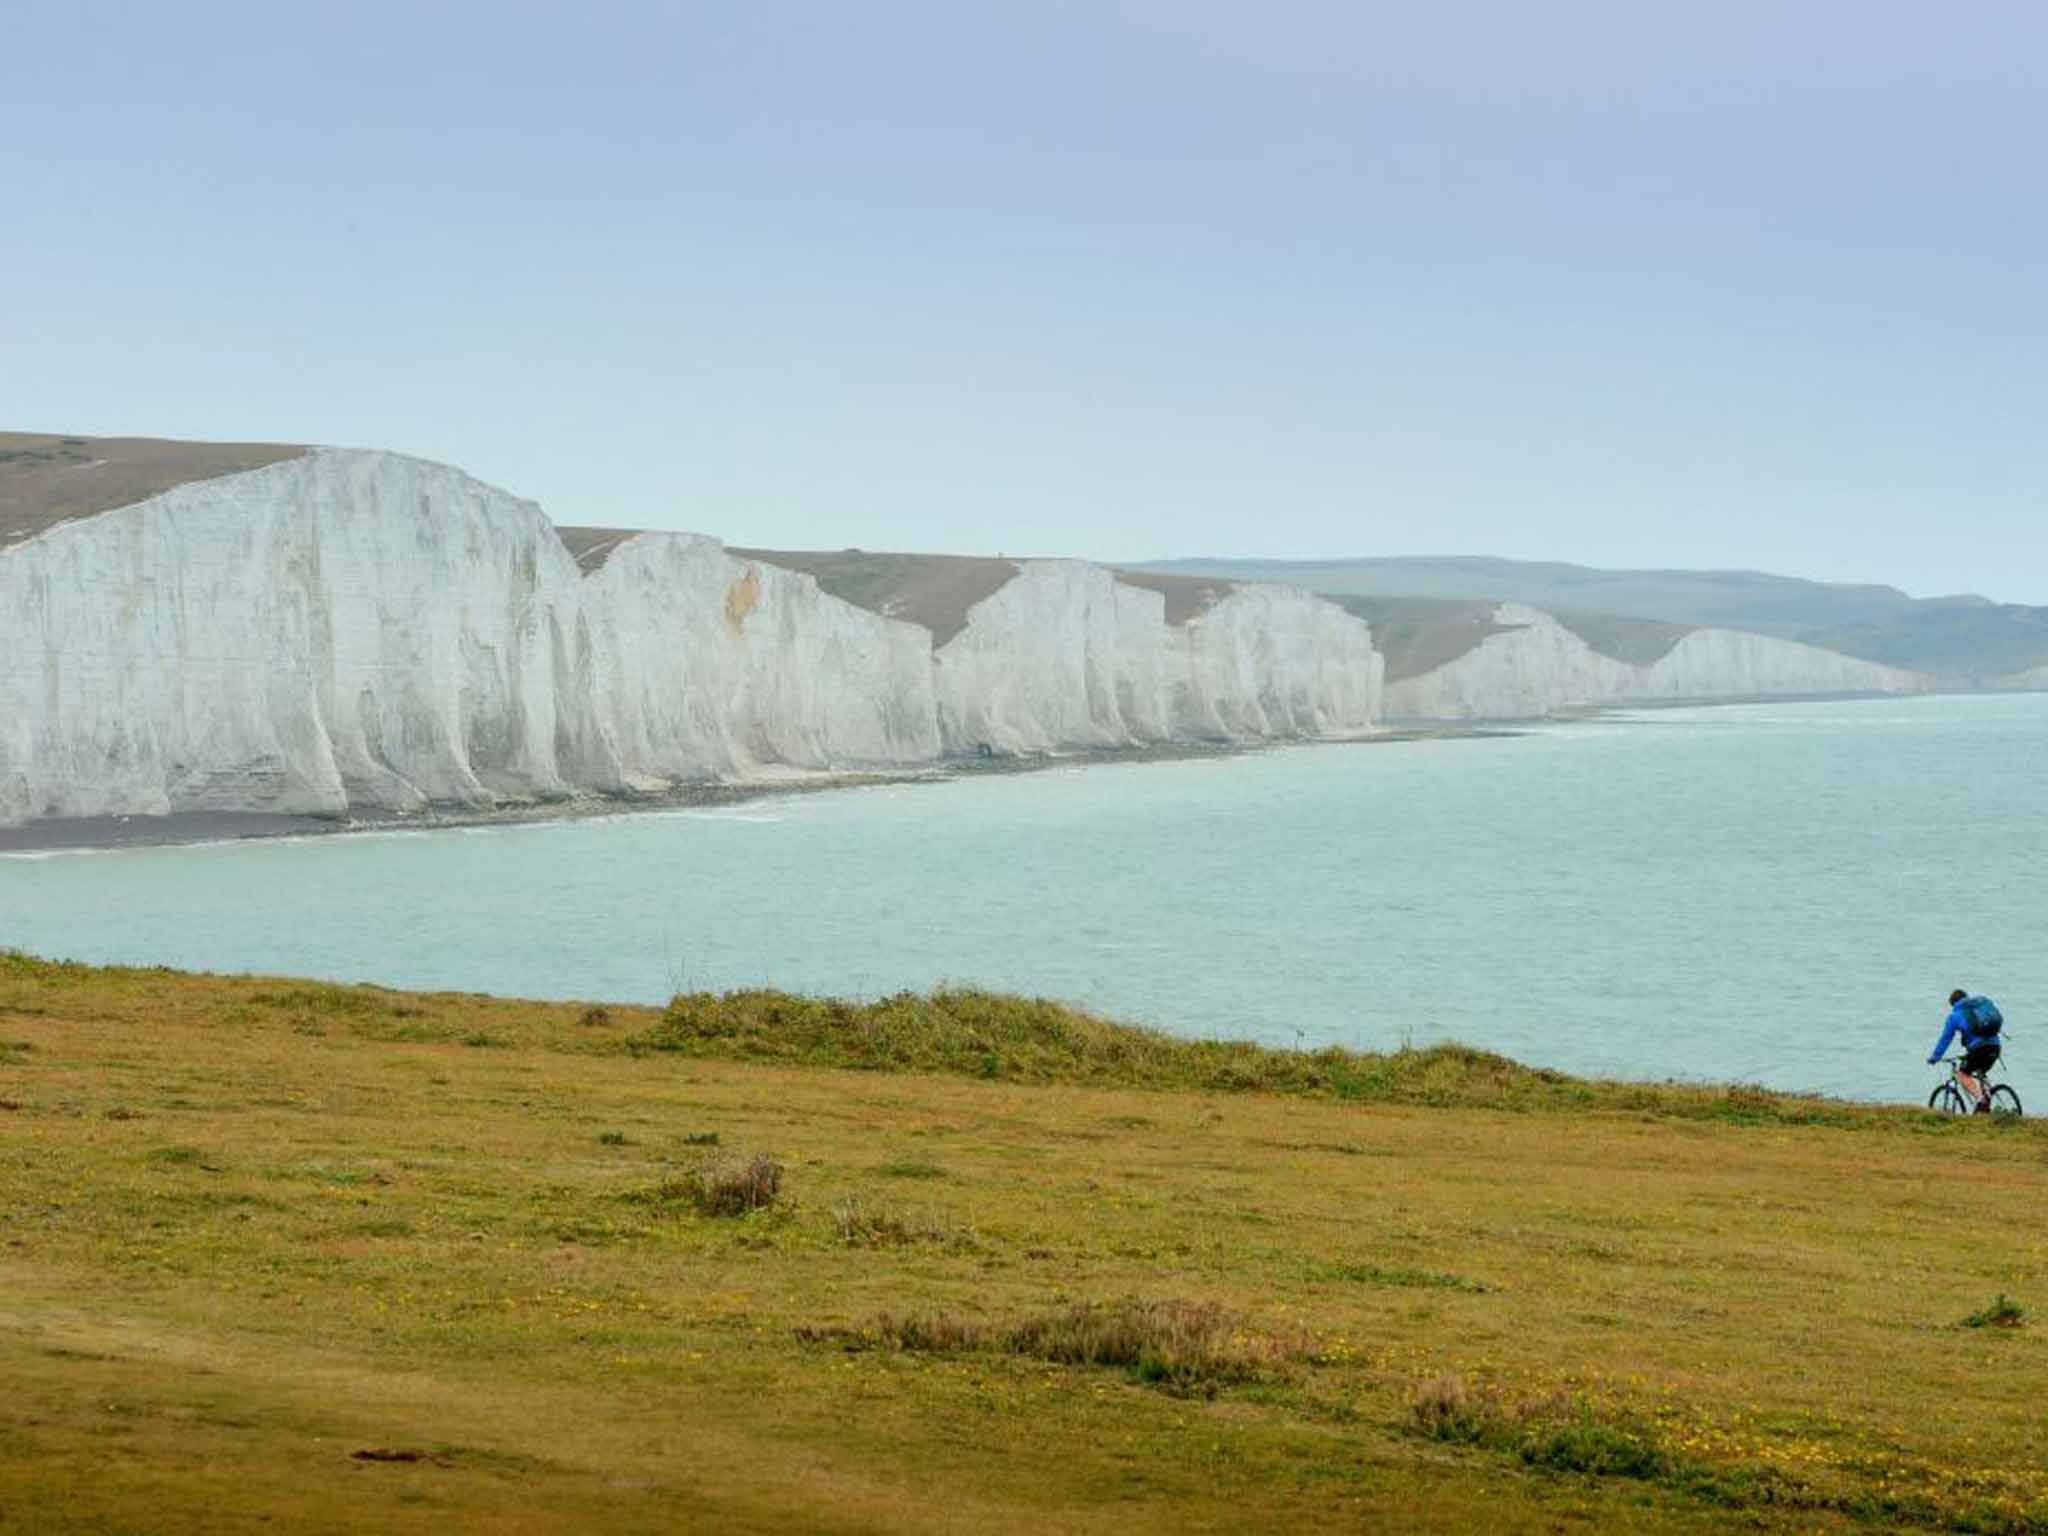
[829,1196,980,1252]
[810,1299,1304,1394]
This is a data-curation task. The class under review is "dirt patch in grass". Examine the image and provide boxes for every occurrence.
[1962,1294,2027,1330]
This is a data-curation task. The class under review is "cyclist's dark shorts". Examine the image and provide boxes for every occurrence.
[1965,1041,2002,1075]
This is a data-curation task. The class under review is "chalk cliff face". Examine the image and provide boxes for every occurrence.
[0,449,600,824]
[5,440,1950,831]
[579,531,941,785]
[1172,583,1383,743]
[0,448,1383,827]
[1987,665,2048,692]
[929,563,1382,754]
[1383,603,1923,720]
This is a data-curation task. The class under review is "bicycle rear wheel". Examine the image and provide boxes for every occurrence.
[1988,1085,2023,1117]
[1929,1082,1970,1115]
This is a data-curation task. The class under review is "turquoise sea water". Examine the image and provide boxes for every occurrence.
[4,693,2045,1102]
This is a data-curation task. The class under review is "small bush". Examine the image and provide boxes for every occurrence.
[666,1154,782,1217]
[597,1130,631,1146]
[579,1005,612,1028]
[1412,1374,1505,1443]
[1962,1294,2027,1329]
[1525,1415,1666,1478]
[1411,1376,1667,1481]
[682,1131,721,1147]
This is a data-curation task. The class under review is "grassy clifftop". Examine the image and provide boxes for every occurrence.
[0,431,306,549]
[3,954,2044,1533]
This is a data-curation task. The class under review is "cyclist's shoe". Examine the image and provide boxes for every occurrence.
[1975,1099,1992,1114]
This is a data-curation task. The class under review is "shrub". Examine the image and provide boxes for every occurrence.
[1962,1294,2027,1329]
[677,1154,782,1217]
[1411,1373,1504,1443]
[579,1005,613,1028]
[1410,1376,1664,1478]
[597,1130,631,1146]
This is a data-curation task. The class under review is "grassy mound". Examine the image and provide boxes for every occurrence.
[636,986,1880,1126]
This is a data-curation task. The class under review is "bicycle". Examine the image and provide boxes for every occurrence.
[1929,1053,2023,1117]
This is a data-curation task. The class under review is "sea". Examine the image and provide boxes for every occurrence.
[4,692,2044,1104]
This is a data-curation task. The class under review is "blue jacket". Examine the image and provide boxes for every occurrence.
[1929,997,2001,1064]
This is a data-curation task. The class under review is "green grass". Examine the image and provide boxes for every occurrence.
[637,986,1906,1128]
[5,951,2048,1534]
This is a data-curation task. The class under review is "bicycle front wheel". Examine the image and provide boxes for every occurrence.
[1929,1082,1970,1115]
[1988,1085,2023,1118]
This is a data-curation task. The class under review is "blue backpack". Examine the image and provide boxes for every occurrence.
[1963,996,2004,1040]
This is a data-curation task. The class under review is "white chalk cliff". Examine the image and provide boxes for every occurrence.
[0,449,1382,827]
[1987,664,2048,692]
[1383,603,1924,720]
[931,564,1382,754]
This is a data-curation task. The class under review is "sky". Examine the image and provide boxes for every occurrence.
[3,1,2045,600]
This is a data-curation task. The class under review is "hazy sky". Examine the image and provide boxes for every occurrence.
[5,1,2045,599]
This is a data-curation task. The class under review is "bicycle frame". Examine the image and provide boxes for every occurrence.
[1940,1050,2005,1102]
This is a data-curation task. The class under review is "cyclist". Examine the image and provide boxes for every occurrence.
[1928,988,2003,1113]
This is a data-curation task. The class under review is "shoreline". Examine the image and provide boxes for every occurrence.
[0,727,1520,855]
[0,687,1960,855]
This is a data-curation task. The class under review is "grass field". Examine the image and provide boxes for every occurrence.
[2,953,2044,1533]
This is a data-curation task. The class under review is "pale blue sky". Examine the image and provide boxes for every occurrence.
[5,1,2044,599]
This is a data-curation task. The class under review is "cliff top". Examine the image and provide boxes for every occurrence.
[558,531,1245,644]
[555,525,647,574]
[0,432,307,550]
[1336,594,1692,679]
[1331,596,1528,681]
[727,548,1022,646]
[1106,569,1239,626]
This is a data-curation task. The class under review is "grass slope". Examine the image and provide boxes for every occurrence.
[3,955,2045,1534]
[1803,604,2048,680]
[726,548,1022,646]
[0,432,306,549]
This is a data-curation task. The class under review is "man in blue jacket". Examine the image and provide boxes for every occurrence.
[1929,988,2003,1112]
